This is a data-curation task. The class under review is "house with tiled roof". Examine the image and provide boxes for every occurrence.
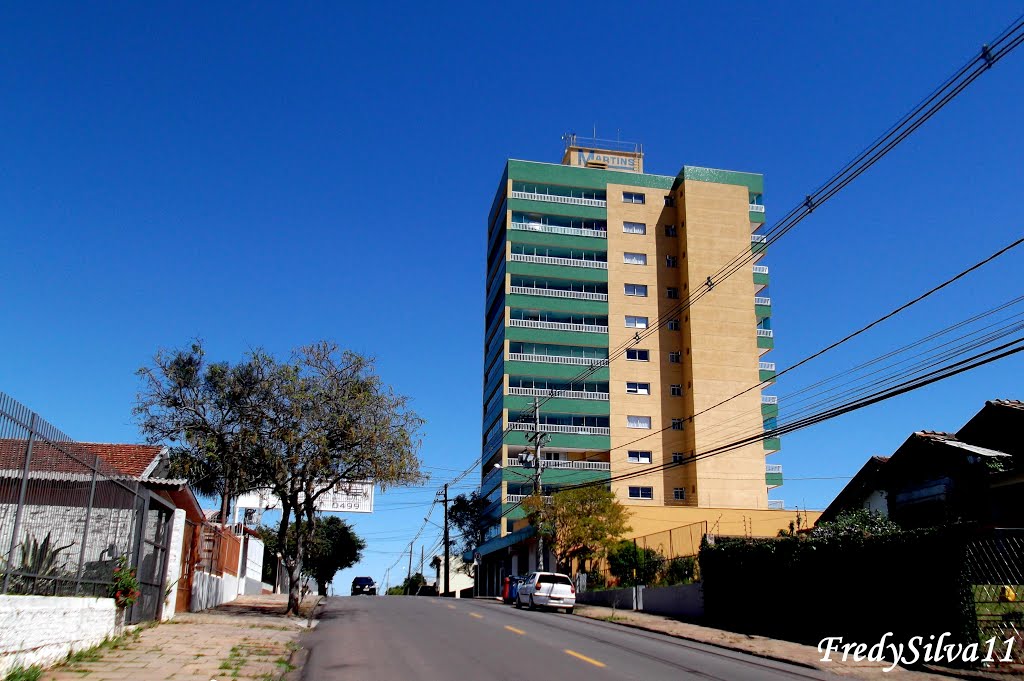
[819,400,1024,529]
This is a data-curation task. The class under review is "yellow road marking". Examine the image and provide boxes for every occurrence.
[564,649,606,667]
[446,604,456,609]
[469,612,484,619]
[504,625,526,635]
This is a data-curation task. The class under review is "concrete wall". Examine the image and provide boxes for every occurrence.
[0,595,116,675]
[239,535,264,596]
[190,570,239,612]
[576,586,636,610]
[640,583,704,619]
[161,509,186,619]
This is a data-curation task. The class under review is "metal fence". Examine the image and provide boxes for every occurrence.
[966,529,1024,665]
[586,521,707,589]
[0,392,168,622]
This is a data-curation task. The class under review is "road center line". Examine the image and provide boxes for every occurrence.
[504,625,526,635]
[446,604,456,609]
[469,612,483,619]
[564,649,606,667]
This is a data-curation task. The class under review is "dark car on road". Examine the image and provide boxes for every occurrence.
[351,576,377,596]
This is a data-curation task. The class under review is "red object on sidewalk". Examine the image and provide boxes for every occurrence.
[502,576,511,602]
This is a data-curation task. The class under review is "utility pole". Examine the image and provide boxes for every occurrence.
[528,397,549,571]
[443,483,450,597]
[419,545,424,579]
[406,542,413,595]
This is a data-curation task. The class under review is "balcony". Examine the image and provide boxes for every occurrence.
[511,190,607,208]
[749,204,765,213]
[753,265,769,292]
[506,494,553,504]
[508,352,609,367]
[507,386,609,401]
[757,328,774,352]
[509,285,608,302]
[754,296,771,307]
[508,422,610,436]
[761,395,778,404]
[767,499,785,510]
[751,234,767,257]
[510,221,607,239]
[766,463,783,490]
[508,318,608,334]
[509,252,608,270]
[759,361,776,384]
[763,437,781,452]
[506,458,610,471]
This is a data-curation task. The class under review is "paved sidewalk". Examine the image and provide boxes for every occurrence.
[43,595,318,681]
[572,604,960,680]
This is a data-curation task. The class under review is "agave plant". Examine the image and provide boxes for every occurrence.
[2,532,75,595]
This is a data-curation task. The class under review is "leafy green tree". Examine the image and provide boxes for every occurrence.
[258,517,365,594]
[448,492,489,570]
[138,341,424,615]
[522,486,631,573]
[386,572,426,595]
[607,540,661,586]
[810,509,900,539]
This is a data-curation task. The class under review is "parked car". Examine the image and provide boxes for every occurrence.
[515,571,575,613]
[351,576,377,595]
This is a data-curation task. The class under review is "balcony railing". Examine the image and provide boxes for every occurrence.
[761,395,778,404]
[757,329,774,337]
[754,296,771,306]
[509,253,608,269]
[752,265,769,274]
[751,234,768,244]
[506,494,553,503]
[510,222,607,239]
[508,352,610,367]
[510,285,608,301]
[759,361,776,371]
[510,190,607,208]
[767,499,785,510]
[749,204,765,213]
[508,386,609,401]
[509,422,610,436]
[766,464,783,474]
[508,318,608,334]
[506,458,610,471]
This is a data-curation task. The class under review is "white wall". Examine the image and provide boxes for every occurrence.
[239,536,264,596]
[0,595,116,675]
[160,509,186,620]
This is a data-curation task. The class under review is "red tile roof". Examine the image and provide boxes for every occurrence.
[76,442,164,477]
[0,439,163,479]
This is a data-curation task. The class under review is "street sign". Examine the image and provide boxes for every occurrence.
[235,480,375,513]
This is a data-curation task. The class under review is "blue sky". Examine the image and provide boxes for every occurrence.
[2,2,1023,593]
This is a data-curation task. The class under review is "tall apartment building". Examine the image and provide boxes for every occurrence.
[479,137,780,548]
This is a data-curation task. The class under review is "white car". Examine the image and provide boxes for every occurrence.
[515,571,576,613]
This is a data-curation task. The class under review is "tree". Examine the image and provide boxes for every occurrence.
[810,509,900,540]
[522,486,631,573]
[134,341,267,523]
[607,540,661,586]
[386,572,426,595]
[137,341,424,615]
[258,517,365,594]
[448,492,489,570]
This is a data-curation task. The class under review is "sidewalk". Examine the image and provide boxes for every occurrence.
[42,595,319,681]
[572,604,961,680]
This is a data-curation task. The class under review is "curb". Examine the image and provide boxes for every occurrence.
[572,609,824,673]
[282,646,309,681]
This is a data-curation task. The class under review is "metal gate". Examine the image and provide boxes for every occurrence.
[966,529,1024,666]
[129,492,173,623]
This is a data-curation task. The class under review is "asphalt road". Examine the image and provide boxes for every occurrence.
[300,596,844,681]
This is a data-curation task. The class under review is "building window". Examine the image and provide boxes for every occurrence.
[665,224,677,237]
[625,316,649,329]
[667,287,679,299]
[667,319,680,330]
[664,196,675,207]
[670,384,682,396]
[624,252,647,265]
[672,418,684,430]
[626,382,651,395]
[672,453,684,464]
[626,349,650,361]
[628,486,654,499]
[623,192,646,204]
[623,222,646,235]
[627,451,652,464]
[666,255,678,268]
[673,488,686,501]
[627,415,652,429]
[669,351,681,363]
[624,283,648,297]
